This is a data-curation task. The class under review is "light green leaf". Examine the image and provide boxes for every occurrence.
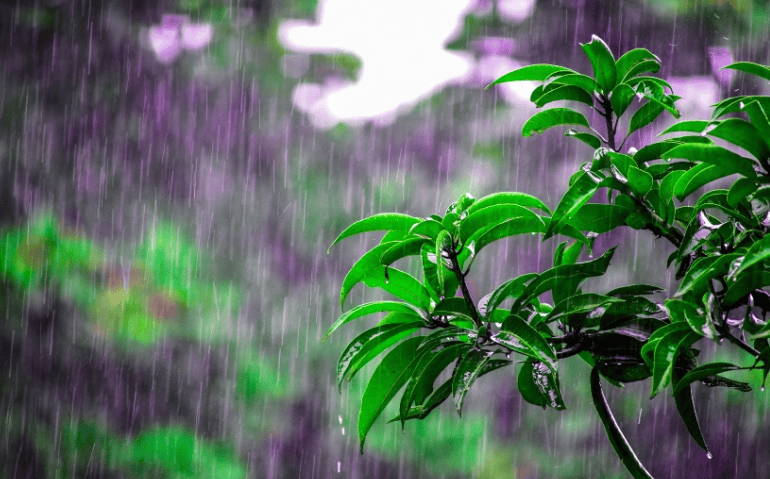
[615,48,661,83]
[673,162,733,201]
[628,99,665,136]
[379,237,432,266]
[548,73,601,94]
[610,83,636,118]
[722,61,770,82]
[363,266,433,310]
[485,64,574,89]
[581,35,617,92]
[358,336,425,454]
[485,273,539,317]
[742,99,770,141]
[471,216,546,253]
[627,166,653,196]
[705,118,770,163]
[568,204,631,233]
[729,235,770,280]
[435,230,452,297]
[659,120,710,136]
[727,177,757,207]
[324,300,425,342]
[590,368,654,479]
[522,108,590,137]
[564,129,602,149]
[452,348,494,416]
[621,60,660,83]
[544,171,599,240]
[340,242,400,309]
[432,297,476,324]
[459,204,540,244]
[534,85,594,108]
[466,191,551,216]
[328,213,422,253]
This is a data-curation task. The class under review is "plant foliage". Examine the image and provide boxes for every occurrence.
[326,34,770,478]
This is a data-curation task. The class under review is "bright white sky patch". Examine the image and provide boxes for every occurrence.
[279,0,482,128]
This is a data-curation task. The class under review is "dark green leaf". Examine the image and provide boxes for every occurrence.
[530,360,567,409]
[498,313,558,372]
[517,361,547,409]
[673,362,746,395]
[742,99,770,141]
[665,298,717,340]
[522,108,591,137]
[607,284,664,297]
[581,35,617,93]
[672,365,710,455]
[675,253,741,301]
[724,271,770,308]
[485,64,574,89]
[590,368,655,479]
[485,273,539,317]
[432,297,476,324]
[545,293,622,324]
[729,235,770,280]
[650,330,700,398]
[358,336,425,454]
[727,177,757,207]
[328,213,422,253]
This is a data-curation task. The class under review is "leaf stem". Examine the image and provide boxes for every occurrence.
[447,247,484,332]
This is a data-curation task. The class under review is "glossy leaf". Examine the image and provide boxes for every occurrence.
[659,120,710,136]
[565,129,602,149]
[544,171,600,240]
[665,298,717,340]
[615,48,661,82]
[358,336,425,454]
[663,144,757,179]
[535,85,594,108]
[498,313,558,372]
[471,216,547,253]
[650,329,700,398]
[485,64,574,89]
[452,348,494,416]
[581,35,617,93]
[675,253,741,301]
[705,118,770,163]
[742,99,770,141]
[459,204,540,243]
[531,360,567,409]
[435,230,451,297]
[621,60,660,83]
[627,166,653,196]
[673,162,733,201]
[548,72,600,93]
[324,300,424,342]
[722,61,770,82]
[672,365,710,455]
[432,297,476,324]
[328,214,422,253]
[363,266,433,310]
[485,272,539,317]
[723,271,770,308]
[409,219,445,241]
[522,108,590,137]
[607,284,664,297]
[517,361,547,409]
[610,83,636,118]
[729,235,770,279]
[673,362,746,395]
[590,368,655,479]
[628,99,665,136]
[338,322,423,391]
[568,204,631,233]
[727,177,757,207]
[465,192,552,216]
[379,237,432,266]
[340,242,400,309]
[545,293,622,324]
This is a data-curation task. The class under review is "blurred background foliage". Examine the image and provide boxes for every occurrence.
[0,0,769,478]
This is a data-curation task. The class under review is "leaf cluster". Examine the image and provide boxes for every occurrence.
[326,35,770,478]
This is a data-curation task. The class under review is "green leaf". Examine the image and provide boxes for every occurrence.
[625,76,674,93]
[337,322,422,392]
[544,171,600,240]
[659,170,687,205]
[534,85,594,108]
[530,360,567,409]
[729,235,770,279]
[673,162,733,201]
[459,204,540,244]
[328,213,422,253]
[512,246,618,313]
[724,271,770,308]
[633,80,680,118]
[342,321,424,385]
[324,300,425,342]
[522,108,590,137]
[470,216,546,253]
[465,192,551,216]
[663,144,757,179]
[581,35,617,93]
[722,61,770,82]
[564,129,602,149]
[650,330,700,398]
[452,348,494,416]
[485,273,539,317]
[401,342,471,426]
[485,64,574,89]
[548,73,600,93]
[675,253,741,304]
[545,293,622,324]
[627,166,653,196]
[659,120,710,136]
[704,118,770,163]
[727,177,757,207]
[711,96,749,119]
[358,336,425,454]
[615,48,661,83]
[590,368,655,479]
[568,204,631,233]
[672,365,710,455]
[435,230,451,297]
[607,284,663,296]
[340,242,400,308]
[363,266,433,310]
[517,361,547,409]
[742,99,770,141]
[641,321,692,368]
[610,83,636,118]
[432,297,476,324]
[665,298,717,340]
[628,99,665,136]
[498,313,558,372]
[132,427,195,477]
[673,362,746,395]
[621,60,661,83]
[379,237,432,266]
